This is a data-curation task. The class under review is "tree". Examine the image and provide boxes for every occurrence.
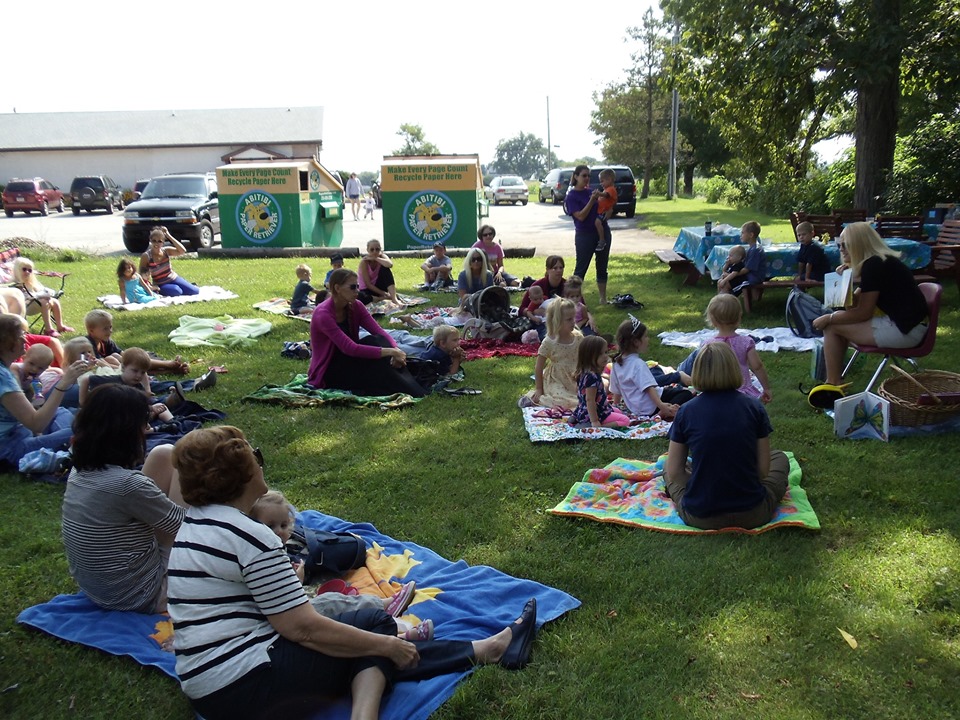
[491,133,548,178]
[662,0,960,213]
[628,8,669,198]
[393,123,439,156]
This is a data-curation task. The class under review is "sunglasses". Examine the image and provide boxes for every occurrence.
[838,242,847,250]
[481,232,495,237]
[22,267,33,273]
[347,283,359,290]
[470,257,483,263]
[252,447,264,468]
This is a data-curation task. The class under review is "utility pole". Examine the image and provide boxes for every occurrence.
[546,96,552,171]
[667,22,680,199]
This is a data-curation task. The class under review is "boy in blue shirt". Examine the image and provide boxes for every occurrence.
[422,325,463,376]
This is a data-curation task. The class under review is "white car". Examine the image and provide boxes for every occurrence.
[485,175,528,206]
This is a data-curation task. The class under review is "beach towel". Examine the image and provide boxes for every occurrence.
[253,297,311,322]
[366,295,430,316]
[521,406,671,442]
[389,306,468,329]
[462,338,540,360]
[167,315,272,348]
[550,453,819,534]
[97,286,238,311]
[659,327,818,353]
[18,512,580,720]
[243,373,421,411]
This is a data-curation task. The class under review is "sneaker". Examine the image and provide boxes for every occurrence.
[404,619,434,642]
[386,580,416,617]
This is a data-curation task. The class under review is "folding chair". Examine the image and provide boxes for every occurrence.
[841,283,942,393]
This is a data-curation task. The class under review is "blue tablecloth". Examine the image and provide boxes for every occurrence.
[673,226,745,273]
[925,223,941,241]
[704,239,932,280]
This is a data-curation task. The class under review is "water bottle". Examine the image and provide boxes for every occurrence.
[704,220,713,237]
[31,380,45,408]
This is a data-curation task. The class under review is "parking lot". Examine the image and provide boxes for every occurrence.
[0,199,667,257]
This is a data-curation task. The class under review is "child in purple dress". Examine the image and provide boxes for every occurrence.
[702,294,772,403]
[569,336,631,428]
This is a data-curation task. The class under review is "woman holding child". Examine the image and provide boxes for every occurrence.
[0,315,87,467]
[564,165,609,305]
[519,256,567,340]
[811,222,928,386]
[167,425,538,720]
[307,268,425,397]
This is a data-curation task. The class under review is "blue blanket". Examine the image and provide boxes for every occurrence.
[17,512,580,720]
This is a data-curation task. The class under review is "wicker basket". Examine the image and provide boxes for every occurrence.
[877,366,960,427]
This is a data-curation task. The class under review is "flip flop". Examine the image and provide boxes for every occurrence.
[443,387,482,396]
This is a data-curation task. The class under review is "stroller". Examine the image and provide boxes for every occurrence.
[461,286,530,341]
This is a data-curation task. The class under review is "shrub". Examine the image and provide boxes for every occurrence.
[883,112,960,214]
[702,176,732,204]
[825,148,856,211]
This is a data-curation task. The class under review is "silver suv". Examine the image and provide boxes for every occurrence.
[485,175,528,206]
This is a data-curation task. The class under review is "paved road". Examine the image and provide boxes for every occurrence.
[0,200,670,257]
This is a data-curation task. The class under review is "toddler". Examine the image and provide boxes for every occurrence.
[522,285,546,324]
[594,168,616,252]
[117,258,158,304]
[79,347,175,424]
[703,294,772,403]
[84,309,189,374]
[420,241,453,288]
[609,316,693,421]
[363,195,375,220]
[291,263,317,316]
[523,299,582,410]
[719,221,766,296]
[563,276,596,334]
[11,344,63,407]
[250,491,432,641]
[569,335,631,428]
[794,221,829,282]
[324,253,344,289]
[716,245,746,294]
[422,325,464,376]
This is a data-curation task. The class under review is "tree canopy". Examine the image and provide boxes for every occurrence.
[393,123,440,156]
[491,133,549,178]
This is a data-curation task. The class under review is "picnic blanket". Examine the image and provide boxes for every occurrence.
[389,306,469,329]
[243,373,421,411]
[462,338,540,360]
[253,297,311,321]
[167,315,272,348]
[97,286,238,311]
[521,406,672,442]
[17,512,580,720]
[549,453,819,534]
[366,295,430,316]
[659,327,818,353]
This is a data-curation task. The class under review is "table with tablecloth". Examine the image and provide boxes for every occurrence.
[672,226,747,274]
[704,238,932,280]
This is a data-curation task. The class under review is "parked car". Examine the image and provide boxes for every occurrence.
[2,177,65,216]
[588,165,637,218]
[485,175,529,206]
[132,178,151,200]
[70,175,124,214]
[121,173,219,253]
[538,167,575,205]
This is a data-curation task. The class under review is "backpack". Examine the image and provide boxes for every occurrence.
[785,286,827,338]
[288,527,367,583]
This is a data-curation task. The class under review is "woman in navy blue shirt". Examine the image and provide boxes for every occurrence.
[563,165,609,305]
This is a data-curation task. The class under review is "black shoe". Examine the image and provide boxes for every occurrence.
[193,369,217,392]
[164,381,187,409]
[499,598,537,670]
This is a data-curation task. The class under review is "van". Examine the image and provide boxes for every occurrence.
[538,168,575,205]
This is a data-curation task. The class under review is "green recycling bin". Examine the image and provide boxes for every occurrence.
[380,154,484,251]
[217,160,344,248]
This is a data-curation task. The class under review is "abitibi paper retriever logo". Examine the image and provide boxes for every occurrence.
[403,190,456,246]
[309,169,321,191]
[237,190,283,244]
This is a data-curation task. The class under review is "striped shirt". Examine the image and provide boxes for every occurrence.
[147,253,174,284]
[61,466,184,612]
[167,505,307,699]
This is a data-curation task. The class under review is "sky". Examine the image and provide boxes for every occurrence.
[4,1,656,175]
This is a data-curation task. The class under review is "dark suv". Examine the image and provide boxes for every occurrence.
[122,173,219,252]
[588,165,637,218]
[70,176,124,214]
[2,178,65,216]
[538,167,575,205]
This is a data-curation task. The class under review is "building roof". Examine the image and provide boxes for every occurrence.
[0,107,324,151]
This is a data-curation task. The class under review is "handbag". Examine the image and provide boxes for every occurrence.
[289,527,366,582]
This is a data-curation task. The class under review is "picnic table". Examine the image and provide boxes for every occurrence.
[704,238,932,281]
[672,226,746,274]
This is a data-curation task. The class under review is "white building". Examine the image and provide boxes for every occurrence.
[0,107,325,191]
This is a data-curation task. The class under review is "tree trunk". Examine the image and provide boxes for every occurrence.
[854,0,902,214]
[683,164,695,196]
[642,167,652,199]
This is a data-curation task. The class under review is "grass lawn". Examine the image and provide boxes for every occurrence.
[1,223,958,718]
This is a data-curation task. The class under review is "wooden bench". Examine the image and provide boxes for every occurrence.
[741,279,823,313]
[654,249,702,288]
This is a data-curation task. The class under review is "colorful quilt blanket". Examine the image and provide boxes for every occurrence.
[521,406,671,442]
[253,297,311,321]
[18,512,580,720]
[243,373,421,411]
[550,453,819,534]
[389,306,468,329]
[366,295,430,316]
[97,286,238,311]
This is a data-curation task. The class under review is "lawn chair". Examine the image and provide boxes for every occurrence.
[831,208,868,223]
[875,215,925,241]
[789,211,807,231]
[923,219,960,297]
[841,282,942,393]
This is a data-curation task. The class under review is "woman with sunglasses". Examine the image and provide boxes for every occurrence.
[457,248,495,301]
[11,256,74,337]
[139,226,199,297]
[472,225,518,287]
[811,222,928,386]
[61,383,184,612]
[563,165,609,305]
[307,268,425,397]
[167,426,538,720]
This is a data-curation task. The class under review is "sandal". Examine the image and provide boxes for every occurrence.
[386,580,416,617]
[403,619,434,642]
[443,387,482,396]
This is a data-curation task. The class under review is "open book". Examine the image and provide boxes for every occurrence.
[824,269,853,308]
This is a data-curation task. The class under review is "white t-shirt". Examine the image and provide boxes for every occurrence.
[609,353,661,416]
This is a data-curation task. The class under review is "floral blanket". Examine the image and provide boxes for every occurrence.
[521,406,671,442]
